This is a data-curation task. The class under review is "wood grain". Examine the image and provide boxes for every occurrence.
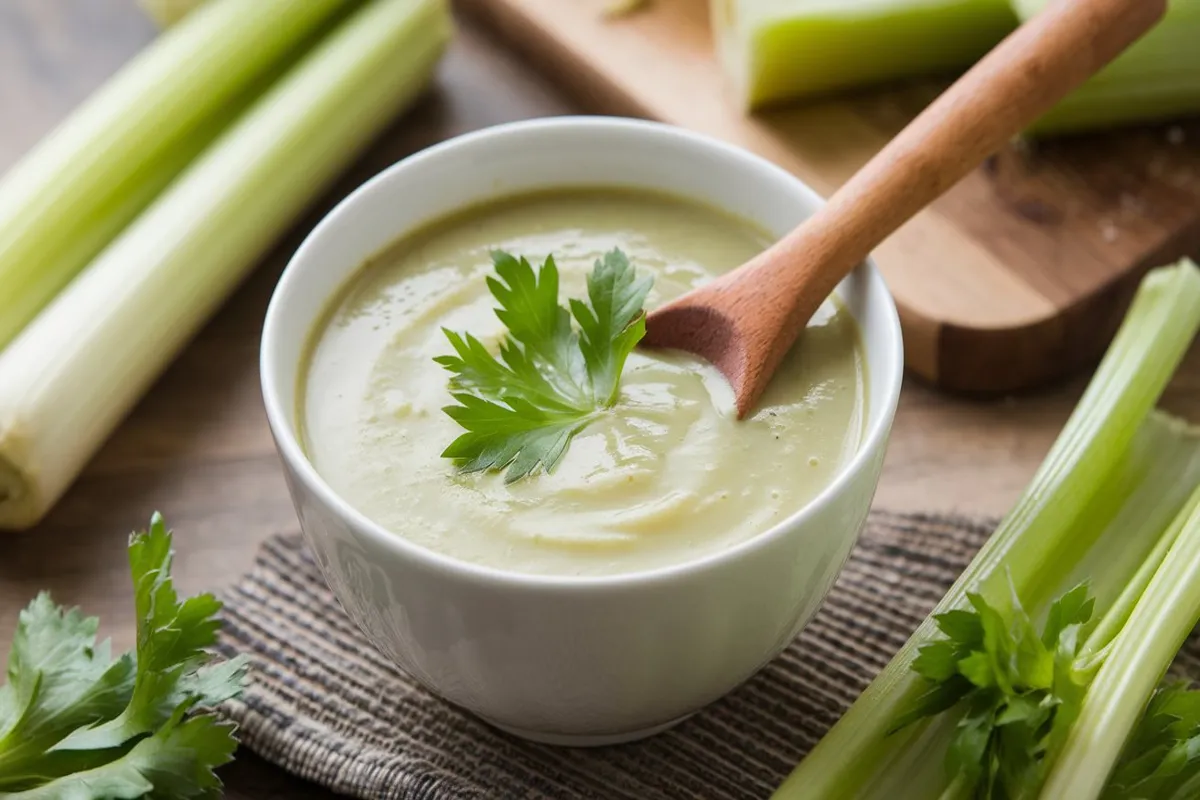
[0,2,1198,798]
[461,0,1200,394]
[645,0,1167,416]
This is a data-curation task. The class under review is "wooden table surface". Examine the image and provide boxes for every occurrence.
[2,1,1198,797]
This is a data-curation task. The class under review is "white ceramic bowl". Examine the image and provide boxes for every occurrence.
[261,116,903,745]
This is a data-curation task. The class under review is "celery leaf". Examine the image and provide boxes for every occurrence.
[437,249,652,483]
[1105,684,1200,800]
[569,249,653,406]
[0,514,246,797]
[893,584,1095,798]
[0,597,135,787]
[2,705,237,800]
[61,514,248,751]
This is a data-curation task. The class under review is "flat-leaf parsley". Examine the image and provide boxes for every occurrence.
[889,582,1095,799]
[0,514,247,799]
[436,248,652,483]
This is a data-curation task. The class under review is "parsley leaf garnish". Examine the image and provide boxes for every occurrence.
[0,514,247,798]
[436,248,653,483]
[891,583,1095,799]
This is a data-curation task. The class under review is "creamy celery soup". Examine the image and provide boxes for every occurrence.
[300,189,866,577]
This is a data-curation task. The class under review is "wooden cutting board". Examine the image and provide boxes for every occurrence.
[459,0,1200,393]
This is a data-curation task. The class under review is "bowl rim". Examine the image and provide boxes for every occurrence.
[261,115,904,592]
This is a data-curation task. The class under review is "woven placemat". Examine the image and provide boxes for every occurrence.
[213,512,994,798]
[213,512,1102,799]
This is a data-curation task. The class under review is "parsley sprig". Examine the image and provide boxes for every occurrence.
[437,248,652,483]
[891,583,1095,798]
[0,514,247,798]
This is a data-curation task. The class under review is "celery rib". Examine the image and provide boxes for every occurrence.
[1040,488,1200,799]
[774,261,1200,800]
[0,0,363,353]
[1075,423,1200,666]
[0,0,451,529]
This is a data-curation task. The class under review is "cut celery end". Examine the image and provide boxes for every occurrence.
[773,261,1200,800]
[1014,0,1200,134]
[713,0,1018,109]
[0,0,362,353]
[0,0,451,529]
[1040,486,1200,800]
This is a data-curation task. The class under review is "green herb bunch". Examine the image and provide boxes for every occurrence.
[0,514,247,799]
[891,584,1095,799]
[893,577,1200,800]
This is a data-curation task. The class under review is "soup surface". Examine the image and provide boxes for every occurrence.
[301,190,866,576]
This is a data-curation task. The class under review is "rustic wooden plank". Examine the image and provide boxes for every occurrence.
[460,0,1200,393]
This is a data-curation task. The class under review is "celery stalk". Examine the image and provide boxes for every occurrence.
[713,0,1018,109]
[0,0,451,529]
[785,410,1200,800]
[1030,412,1200,628]
[774,261,1200,800]
[0,0,362,354]
[1014,0,1200,134]
[1041,488,1200,799]
[1072,419,1200,666]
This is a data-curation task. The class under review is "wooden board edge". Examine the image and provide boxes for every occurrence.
[456,0,1200,394]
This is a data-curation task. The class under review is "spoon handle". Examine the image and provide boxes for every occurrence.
[756,0,1167,322]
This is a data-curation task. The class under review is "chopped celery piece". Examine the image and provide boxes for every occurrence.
[1014,0,1200,134]
[774,260,1200,799]
[0,0,451,529]
[0,0,362,354]
[712,0,1018,109]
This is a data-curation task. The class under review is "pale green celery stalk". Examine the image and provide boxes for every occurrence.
[773,260,1200,800]
[1014,0,1200,134]
[1031,411,1200,626]
[0,0,452,530]
[839,409,1200,800]
[1072,419,1200,667]
[1083,472,1200,667]
[1041,486,1200,800]
[712,0,1017,109]
[0,0,361,353]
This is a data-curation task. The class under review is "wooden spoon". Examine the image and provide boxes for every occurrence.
[642,0,1168,418]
